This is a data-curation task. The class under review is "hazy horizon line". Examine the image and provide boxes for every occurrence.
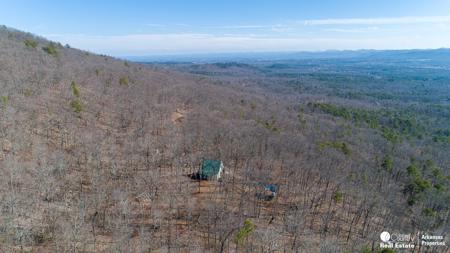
[121,47,450,60]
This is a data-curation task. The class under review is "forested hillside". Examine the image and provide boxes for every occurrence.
[0,26,448,252]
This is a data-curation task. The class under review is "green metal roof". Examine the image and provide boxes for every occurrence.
[200,159,222,178]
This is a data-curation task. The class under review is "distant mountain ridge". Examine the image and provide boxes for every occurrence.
[126,48,450,64]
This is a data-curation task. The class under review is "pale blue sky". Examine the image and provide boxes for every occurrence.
[1,0,450,56]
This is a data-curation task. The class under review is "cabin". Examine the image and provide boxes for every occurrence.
[192,159,224,181]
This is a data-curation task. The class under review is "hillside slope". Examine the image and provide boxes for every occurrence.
[0,26,448,252]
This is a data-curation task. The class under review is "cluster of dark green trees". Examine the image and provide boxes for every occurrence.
[317,141,351,156]
[309,102,450,144]
[70,81,82,114]
[24,39,59,57]
[403,160,449,219]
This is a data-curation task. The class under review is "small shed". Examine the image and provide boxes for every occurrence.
[193,159,224,180]
[256,183,279,201]
[264,184,279,196]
